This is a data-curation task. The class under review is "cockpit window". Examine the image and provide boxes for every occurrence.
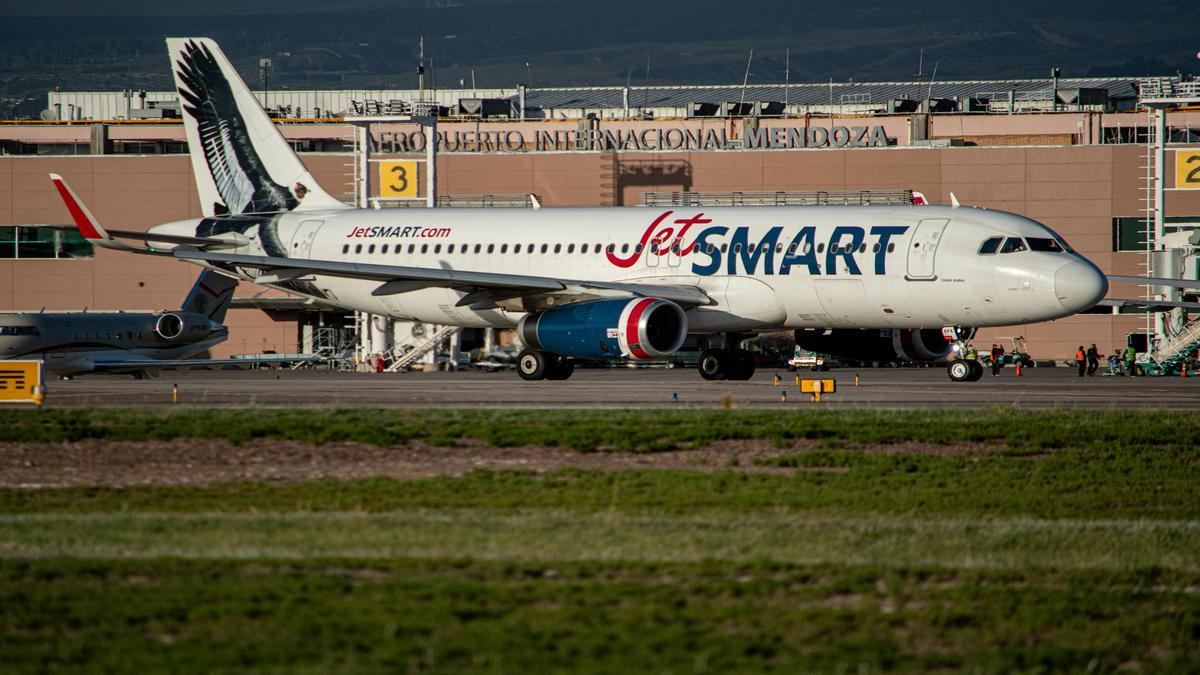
[999,237,1028,254]
[1027,237,1065,253]
[978,237,1003,255]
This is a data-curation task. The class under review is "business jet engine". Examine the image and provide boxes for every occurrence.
[518,297,688,361]
[794,328,953,365]
[154,312,215,341]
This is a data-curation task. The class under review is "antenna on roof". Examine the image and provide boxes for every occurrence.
[784,48,790,112]
[738,48,754,109]
[914,48,926,101]
[927,60,939,100]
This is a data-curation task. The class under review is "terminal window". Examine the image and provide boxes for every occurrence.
[1113,217,1200,252]
[0,226,93,259]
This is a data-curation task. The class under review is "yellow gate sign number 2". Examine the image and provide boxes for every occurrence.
[379,160,418,198]
[1177,151,1200,190]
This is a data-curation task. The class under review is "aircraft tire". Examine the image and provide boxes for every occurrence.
[517,349,549,381]
[545,355,575,380]
[698,349,726,380]
[947,359,974,382]
[726,350,756,381]
[967,360,984,381]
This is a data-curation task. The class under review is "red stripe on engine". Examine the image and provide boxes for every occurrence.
[624,298,655,360]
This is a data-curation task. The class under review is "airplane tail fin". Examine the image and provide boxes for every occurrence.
[182,269,238,323]
[166,37,348,217]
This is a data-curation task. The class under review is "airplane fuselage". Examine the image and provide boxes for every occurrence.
[154,203,1107,334]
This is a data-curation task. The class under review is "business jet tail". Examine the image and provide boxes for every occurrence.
[166,37,348,217]
[181,270,238,322]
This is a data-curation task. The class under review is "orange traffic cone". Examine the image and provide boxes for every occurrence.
[1014,362,1022,377]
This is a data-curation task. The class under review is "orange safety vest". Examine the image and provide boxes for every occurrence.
[1076,349,1085,361]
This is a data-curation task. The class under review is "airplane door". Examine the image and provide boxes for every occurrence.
[289,219,325,258]
[906,218,950,280]
[645,242,661,268]
[667,240,681,268]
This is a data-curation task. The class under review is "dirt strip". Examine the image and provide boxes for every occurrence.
[0,438,1001,487]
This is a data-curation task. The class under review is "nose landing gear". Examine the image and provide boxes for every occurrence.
[943,326,983,382]
[947,358,984,382]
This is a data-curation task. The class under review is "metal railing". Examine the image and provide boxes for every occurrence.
[640,189,914,207]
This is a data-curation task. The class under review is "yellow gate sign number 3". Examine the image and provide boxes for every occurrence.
[1176,151,1200,190]
[379,160,418,198]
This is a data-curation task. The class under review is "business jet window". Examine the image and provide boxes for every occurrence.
[978,237,1003,255]
[1027,238,1065,252]
[0,226,94,259]
[1000,237,1028,254]
[0,326,39,336]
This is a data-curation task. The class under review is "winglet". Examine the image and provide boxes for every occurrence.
[49,173,109,242]
[950,192,961,209]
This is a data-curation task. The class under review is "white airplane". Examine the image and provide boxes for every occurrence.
[50,37,1114,383]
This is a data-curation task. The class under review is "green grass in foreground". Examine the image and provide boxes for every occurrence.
[2,559,1197,674]
[3,407,1199,452]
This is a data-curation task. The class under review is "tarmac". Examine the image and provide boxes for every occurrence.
[35,365,1200,409]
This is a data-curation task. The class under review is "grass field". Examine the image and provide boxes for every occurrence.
[2,408,1199,672]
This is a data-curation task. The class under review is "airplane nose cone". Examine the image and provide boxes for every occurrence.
[1054,259,1108,313]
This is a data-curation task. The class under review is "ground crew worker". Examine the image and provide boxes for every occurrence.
[989,343,1003,376]
[1125,345,1137,376]
[965,344,977,361]
[1086,344,1100,377]
[1075,345,1086,377]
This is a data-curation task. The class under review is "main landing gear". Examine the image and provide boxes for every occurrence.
[946,358,984,382]
[517,349,575,381]
[698,348,756,381]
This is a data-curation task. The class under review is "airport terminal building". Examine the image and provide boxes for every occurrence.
[3,75,1200,363]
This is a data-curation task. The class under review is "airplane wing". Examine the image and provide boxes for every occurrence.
[1108,275,1200,290]
[1084,298,1200,314]
[51,174,714,308]
[92,355,326,371]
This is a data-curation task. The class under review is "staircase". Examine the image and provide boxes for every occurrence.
[1152,317,1200,372]
[385,325,457,372]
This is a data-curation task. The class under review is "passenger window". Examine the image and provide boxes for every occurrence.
[368,245,376,254]
[434,244,441,254]
[407,244,415,254]
[487,244,495,254]
[721,243,728,253]
[637,243,645,253]
[447,244,454,254]
[581,244,589,254]
[355,244,363,254]
[382,244,389,254]
[621,244,629,254]
[474,244,482,254]
[1000,237,1027,254]
[555,244,562,254]
[567,244,575,253]
[501,244,508,254]
[733,244,742,253]
[515,244,522,253]
[342,244,349,254]
[887,243,895,253]
[978,237,1003,255]
[541,244,549,253]
[872,243,880,253]
[650,243,658,254]
[817,243,825,253]
[606,244,615,254]
[421,244,428,254]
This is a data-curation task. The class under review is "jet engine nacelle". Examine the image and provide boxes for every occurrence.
[154,312,215,341]
[518,297,687,360]
[794,328,953,364]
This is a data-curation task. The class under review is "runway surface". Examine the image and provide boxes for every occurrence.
[38,365,1200,409]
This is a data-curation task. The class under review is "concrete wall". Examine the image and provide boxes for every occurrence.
[3,145,1200,360]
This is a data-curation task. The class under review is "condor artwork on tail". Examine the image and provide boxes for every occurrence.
[51,37,1123,382]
